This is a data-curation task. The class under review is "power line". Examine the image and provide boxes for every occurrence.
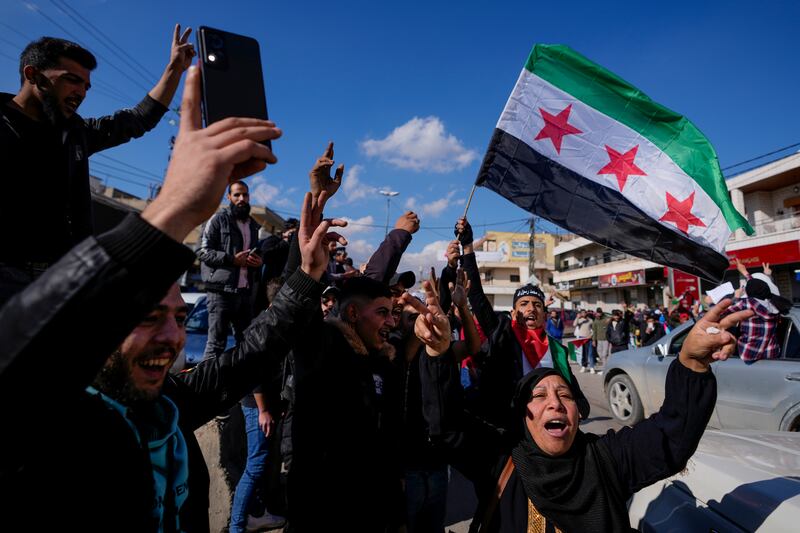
[721,141,800,172]
[25,1,153,94]
[0,22,33,44]
[92,170,153,190]
[47,0,159,84]
[90,160,162,184]
[94,153,163,180]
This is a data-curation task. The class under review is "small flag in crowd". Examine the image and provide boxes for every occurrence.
[476,44,753,281]
[566,338,592,362]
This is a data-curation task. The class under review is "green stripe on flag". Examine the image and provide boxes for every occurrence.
[547,335,572,384]
[525,44,753,235]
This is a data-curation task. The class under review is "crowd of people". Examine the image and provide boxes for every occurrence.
[2,29,788,533]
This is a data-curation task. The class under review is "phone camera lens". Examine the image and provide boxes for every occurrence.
[209,34,224,50]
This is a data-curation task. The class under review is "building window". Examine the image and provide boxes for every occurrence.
[510,274,520,283]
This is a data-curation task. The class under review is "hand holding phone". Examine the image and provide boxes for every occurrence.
[197,26,272,151]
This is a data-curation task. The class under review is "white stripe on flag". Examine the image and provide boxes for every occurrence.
[497,69,730,253]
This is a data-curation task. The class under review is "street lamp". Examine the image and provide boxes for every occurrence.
[379,189,399,236]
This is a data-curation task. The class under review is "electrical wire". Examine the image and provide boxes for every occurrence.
[721,141,800,172]
[48,0,159,83]
[25,1,153,94]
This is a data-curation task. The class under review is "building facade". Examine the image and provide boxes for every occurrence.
[472,230,560,311]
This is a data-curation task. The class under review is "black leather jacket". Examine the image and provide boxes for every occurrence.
[196,208,261,293]
[0,214,321,532]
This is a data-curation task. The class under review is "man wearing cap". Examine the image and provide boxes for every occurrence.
[321,285,339,319]
[727,259,791,362]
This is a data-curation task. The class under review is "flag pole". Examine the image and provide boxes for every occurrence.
[462,184,477,219]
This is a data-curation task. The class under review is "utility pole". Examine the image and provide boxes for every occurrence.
[379,189,399,236]
[528,216,536,282]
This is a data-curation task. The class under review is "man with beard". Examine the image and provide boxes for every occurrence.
[197,180,264,360]
[0,61,286,531]
[0,27,195,304]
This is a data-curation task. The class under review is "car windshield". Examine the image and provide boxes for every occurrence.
[185,299,209,332]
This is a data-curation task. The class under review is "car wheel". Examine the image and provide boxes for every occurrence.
[607,374,644,425]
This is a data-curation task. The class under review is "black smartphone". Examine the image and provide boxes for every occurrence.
[197,26,271,150]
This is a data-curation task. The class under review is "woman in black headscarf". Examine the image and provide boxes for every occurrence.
[481,299,752,533]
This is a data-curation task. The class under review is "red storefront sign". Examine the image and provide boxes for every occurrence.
[726,241,800,269]
[598,269,645,288]
[671,270,700,303]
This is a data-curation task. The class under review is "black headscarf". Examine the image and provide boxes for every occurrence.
[510,368,632,532]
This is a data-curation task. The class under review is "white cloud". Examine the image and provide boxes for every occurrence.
[344,239,376,265]
[405,190,463,218]
[397,240,451,281]
[340,215,376,236]
[249,176,294,208]
[339,164,378,204]
[361,116,479,173]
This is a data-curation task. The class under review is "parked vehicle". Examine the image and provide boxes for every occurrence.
[629,430,800,531]
[604,307,800,431]
[180,291,205,313]
[173,295,236,370]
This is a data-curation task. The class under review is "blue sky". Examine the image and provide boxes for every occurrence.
[2,0,799,274]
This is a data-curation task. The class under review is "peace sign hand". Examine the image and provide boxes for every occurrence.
[399,281,451,356]
[169,24,196,72]
[679,298,753,372]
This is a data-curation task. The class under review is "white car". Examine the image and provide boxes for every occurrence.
[629,430,800,531]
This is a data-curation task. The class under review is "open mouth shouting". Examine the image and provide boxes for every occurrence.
[543,417,570,439]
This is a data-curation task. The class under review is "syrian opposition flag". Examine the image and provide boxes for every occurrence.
[476,44,754,281]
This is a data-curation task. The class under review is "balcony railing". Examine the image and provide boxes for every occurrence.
[749,213,800,237]
[557,251,631,272]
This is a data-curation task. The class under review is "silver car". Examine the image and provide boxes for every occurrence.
[604,307,800,431]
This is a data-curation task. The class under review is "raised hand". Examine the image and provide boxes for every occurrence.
[449,268,471,309]
[428,267,440,301]
[395,211,421,234]
[299,191,348,281]
[141,65,280,242]
[400,281,451,356]
[309,142,344,207]
[169,24,195,72]
[455,217,474,246]
[762,262,772,277]
[735,257,749,278]
[446,239,460,268]
[679,299,753,372]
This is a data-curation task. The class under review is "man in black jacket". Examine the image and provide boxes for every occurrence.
[0,64,283,532]
[607,309,630,353]
[0,26,195,304]
[197,180,264,359]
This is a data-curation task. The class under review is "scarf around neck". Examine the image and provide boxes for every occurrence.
[511,321,548,370]
[511,427,631,533]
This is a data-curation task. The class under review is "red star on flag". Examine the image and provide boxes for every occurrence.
[534,104,582,154]
[659,192,706,234]
[597,145,647,191]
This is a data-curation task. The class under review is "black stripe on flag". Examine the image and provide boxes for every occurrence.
[476,129,729,281]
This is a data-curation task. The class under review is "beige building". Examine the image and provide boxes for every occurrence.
[472,230,560,311]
